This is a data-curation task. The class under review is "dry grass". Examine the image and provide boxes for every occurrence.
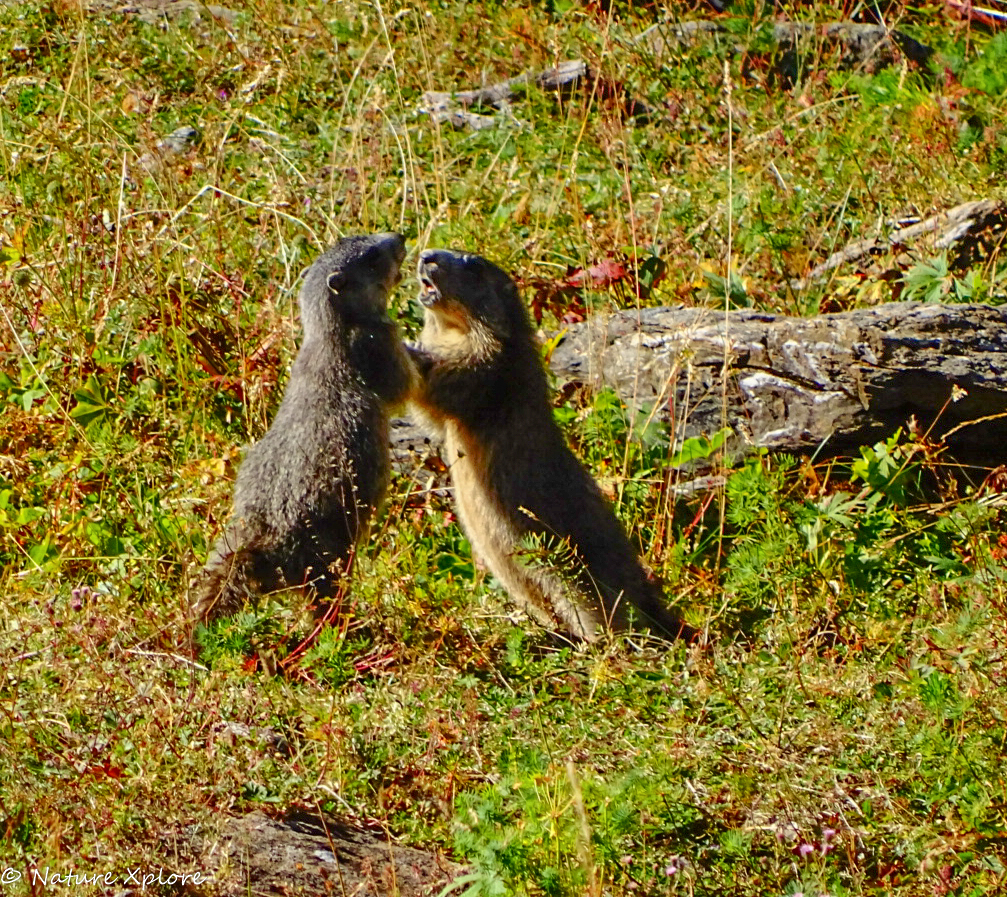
[1,1,1006,895]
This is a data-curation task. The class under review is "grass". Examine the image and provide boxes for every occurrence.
[2,0,1007,895]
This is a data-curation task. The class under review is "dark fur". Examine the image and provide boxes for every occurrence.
[411,249,695,643]
[191,233,412,621]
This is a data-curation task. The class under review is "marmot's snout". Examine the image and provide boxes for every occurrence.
[383,231,406,264]
[374,232,407,290]
[417,249,450,307]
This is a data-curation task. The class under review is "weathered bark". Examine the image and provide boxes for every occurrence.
[639,19,935,73]
[420,61,589,129]
[392,302,1007,469]
[944,0,1007,30]
[772,21,934,68]
[86,0,241,26]
[795,200,1007,288]
[547,301,1007,464]
[199,810,460,896]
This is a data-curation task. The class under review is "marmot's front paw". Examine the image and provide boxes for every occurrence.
[404,342,435,377]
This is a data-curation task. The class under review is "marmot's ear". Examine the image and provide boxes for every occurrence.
[327,271,347,294]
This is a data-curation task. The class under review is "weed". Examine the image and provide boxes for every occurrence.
[2,1,1006,895]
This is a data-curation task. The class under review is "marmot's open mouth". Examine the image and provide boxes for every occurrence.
[417,271,442,307]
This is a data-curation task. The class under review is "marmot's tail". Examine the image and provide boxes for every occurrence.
[627,579,699,644]
[648,606,699,643]
[190,541,269,622]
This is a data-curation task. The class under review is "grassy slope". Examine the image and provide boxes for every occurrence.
[1,1,1006,895]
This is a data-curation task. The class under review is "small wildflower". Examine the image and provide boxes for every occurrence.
[71,585,91,611]
[664,856,687,875]
[820,827,837,855]
[797,842,815,857]
[776,822,799,842]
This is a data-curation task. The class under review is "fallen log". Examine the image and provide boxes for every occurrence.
[548,301,1007,466]
[420,60,589,129]
[392,301,1007,470]
[638,19,935,73]
[794,199,1007,288]
[198,810,460,896]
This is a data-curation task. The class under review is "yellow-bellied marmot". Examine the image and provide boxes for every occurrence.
[191,233,412,621]
[410,249,695,643]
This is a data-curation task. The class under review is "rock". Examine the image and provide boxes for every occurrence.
[158,125,201,156]
[87,0,241,27]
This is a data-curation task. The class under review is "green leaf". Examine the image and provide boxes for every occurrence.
[903,253,950,303]
[670,427,731,467]
[962,33,1007,96]
[15,506,45,526]
[20,387,45,412]
[27,535,52,566]
[70,374,111,427]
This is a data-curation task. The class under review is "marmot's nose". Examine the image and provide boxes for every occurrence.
[376,232,406,262]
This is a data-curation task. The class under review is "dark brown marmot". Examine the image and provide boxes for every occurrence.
[191,233,413,622]
[410,249,695,643]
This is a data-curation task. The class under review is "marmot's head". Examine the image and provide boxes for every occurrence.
[416,250,530,350]
[300,233,406,336]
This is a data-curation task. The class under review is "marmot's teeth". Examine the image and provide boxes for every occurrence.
[417,274,441,306]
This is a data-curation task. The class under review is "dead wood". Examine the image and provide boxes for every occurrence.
[638,18,934,72]
[944,1,1007,30]
[548,301,1007,466]
[85,0,240,25]
[773,21,934,69]
[199,810,460,896]
[420,60,588,128]
[392,301,1007,471]
[422,60,588,112]
[796,199,1007,288]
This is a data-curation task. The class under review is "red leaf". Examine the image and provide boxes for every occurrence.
[565,258,629,288]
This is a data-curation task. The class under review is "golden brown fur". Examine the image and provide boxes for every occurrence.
[410,249,694,643]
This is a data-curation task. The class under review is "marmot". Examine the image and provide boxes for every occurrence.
[191,233,413,622]
[410,249,695,643]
